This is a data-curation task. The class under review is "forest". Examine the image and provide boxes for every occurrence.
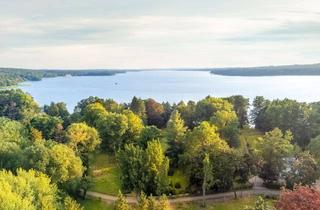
[211,63,320,76]
[1,89,320,209]
[0,68,125,86]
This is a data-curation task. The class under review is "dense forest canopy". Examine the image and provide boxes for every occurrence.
[0,68,126,87]
[1,89,320,209]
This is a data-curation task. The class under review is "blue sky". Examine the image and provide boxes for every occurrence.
[0,0,319,69]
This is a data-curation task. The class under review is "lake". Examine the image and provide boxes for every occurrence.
[20,70,320,111]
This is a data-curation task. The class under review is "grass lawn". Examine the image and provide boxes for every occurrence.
[173,196,273,210]
[80,198,114,210]
[89,152,121,195]
[168,169,189,194]
[239,128,263,152]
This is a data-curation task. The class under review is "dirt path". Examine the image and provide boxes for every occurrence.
[86,176,279,204]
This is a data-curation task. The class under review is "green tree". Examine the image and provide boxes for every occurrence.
[183,122,234,192]
[251,97,314,147]
[117,144,145,193]
[0,89,40,122]
[118,140,169,195]
[138,126,163,149]
[97,112,128,152]
[251,96,269,131]
[48,144,83,183]
[157,195,171,210]
[30,114,64,141]
[64,197,84,210]
[161,102,174,125]
[307,135,320,162]
[137,192,149,210]
[30,127,43,141]
[147,196,157,210]
[44,102,70,127]
[144,140,170,195]
[284,151,319,189]
[66,123,100,153]
[130,96,147,123]
[0,117,27,170]
[233,153,252,191]
[114,191,131,210]
[82,102,107,127]
[65,122,100,193]
[210,109,240,147]
[23,140,51,172]
[195,97,234,123]
[165,110,187,168]
[184,122,228,157]
[176,101,197,129]
[225,95,249,128]
[122,110,144,145]
[105,98,124,113]
[74,96,104,114]
[202,153,213,207]
[0,168,64,210]
[258,128,294,184]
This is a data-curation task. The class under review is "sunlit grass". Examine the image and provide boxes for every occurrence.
[80,198,114,210]
[239,128,263,152]
[89,152,121,195]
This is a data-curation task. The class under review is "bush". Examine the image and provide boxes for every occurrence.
[174,182,181,189]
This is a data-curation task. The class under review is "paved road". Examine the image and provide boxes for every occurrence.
[86,176,279,204]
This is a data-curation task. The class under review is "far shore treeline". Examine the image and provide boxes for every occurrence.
[0,68,126,86]
[211,63,320,76]
[1,62,320,87]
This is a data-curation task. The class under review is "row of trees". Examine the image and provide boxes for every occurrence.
[252,97,320,147]
[0,68,123,87]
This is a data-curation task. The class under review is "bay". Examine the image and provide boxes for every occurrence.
[20,70,320,111]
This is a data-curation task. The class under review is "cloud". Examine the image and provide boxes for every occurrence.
[224,20,320,42]
[0,15,279,48]
[0,1,320,68]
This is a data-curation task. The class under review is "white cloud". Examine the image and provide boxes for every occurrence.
[0,1,319,68]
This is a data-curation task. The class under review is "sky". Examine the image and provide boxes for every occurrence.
[0,0,320,69]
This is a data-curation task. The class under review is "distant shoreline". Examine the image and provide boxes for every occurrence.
[210,63,320,76]
[1,63,320,87]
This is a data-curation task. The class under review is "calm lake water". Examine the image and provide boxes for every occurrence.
[20,70,320,111]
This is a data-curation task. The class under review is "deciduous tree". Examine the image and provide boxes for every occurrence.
[0,169,64,210]
[258,128,294,184]
[130,97,147,123]
[66,122,100,153]
[276,186,320,210]
[165,110,187,168]
[284,151,319,189]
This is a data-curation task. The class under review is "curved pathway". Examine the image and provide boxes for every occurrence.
[86,176,280,204]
